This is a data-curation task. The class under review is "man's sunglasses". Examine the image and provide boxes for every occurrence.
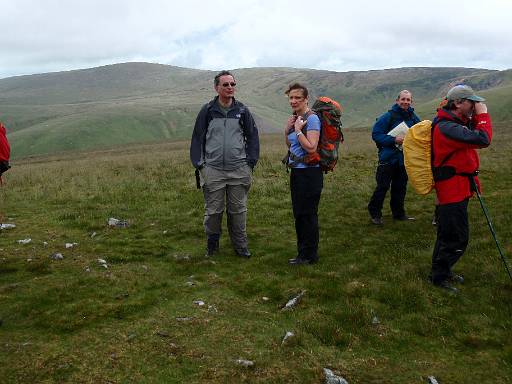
[221,82,236,87]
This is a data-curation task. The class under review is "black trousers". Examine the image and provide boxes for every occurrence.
[431,199,469,284]
[290,167,323,261]
[368,163,408,219]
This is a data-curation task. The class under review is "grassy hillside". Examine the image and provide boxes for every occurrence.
[1,63,511,158]
[0,126,511,383]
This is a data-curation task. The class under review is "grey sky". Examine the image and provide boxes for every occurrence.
[1,0,510,79]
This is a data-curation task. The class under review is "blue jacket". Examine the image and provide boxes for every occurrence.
[372,104,420,165]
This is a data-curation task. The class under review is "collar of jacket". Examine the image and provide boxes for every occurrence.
[391,103,415,116]
[207,96,241,113]
[437,107,469,125]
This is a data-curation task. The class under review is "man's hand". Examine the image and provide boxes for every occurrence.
[394,136,404,145]
[474,102,488,114]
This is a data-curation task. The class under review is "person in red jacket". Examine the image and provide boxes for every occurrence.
[0,122,10,186]
[430,85,492,293]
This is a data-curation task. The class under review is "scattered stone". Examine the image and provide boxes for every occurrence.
[107,218,129,228]
[0,223,16,230]
[141,265,148,271]
[127,333,137,341]
[427,377,439,384]
[193,300,205,306]
[235,359,254,368]
[90,232,97,238]
[65,242,78,249]
[17,238,32,244]
[281,331,295,345]
[84,267,91,273]
[176,317,194,322]
[163,230,168,234]
[43,241,48,246]
[372,316,380,325]
[324,368,349,384]
[156,330,170,338]
[282,290,306,311]
[27,258,33,262]
[262,296,270,301]
[185,281,195,287]
[51,253,64,260]
[174,254,190,261]
[208,305,218,313]
[97,259,108,269]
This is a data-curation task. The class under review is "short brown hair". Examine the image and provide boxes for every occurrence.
[285,83,308,98]
[214,70,234,86]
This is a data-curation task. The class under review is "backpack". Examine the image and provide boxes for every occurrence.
[284,96,344,172]
[403,120,435,195]
[0,122,10,177]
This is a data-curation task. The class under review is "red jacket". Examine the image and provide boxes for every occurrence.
[432,108,492,204]
[0,122,10,162]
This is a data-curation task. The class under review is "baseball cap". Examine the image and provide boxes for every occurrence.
[446,85,485,102]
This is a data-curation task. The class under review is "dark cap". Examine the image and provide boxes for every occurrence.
[446,85,485,102]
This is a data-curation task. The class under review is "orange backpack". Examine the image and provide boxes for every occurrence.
[285,96,344,172]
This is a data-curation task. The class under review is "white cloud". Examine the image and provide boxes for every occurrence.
[0,0,510,78]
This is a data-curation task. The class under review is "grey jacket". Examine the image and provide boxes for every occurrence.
[190,97,259,171]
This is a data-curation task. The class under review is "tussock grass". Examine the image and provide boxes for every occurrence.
[0,127,511,383]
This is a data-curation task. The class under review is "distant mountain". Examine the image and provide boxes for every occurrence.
[1,62,510,158]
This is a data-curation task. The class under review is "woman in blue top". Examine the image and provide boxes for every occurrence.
[284,83,323,265]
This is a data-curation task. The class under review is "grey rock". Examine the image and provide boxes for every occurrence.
[282,290,305,310]
[17,238,31,244]
[372,316,380,325]
[427,377,439,384]
[107,218,129,228]
[235,359,254,368]
[193,300,205,306]
[176,317,194,322]
[127,333,137,341]
[0,223,16,230]
[174,254,191,261]
[281,331,295,345]
[324,368,349,384]
[208,305,218,313]
[51,253,64,260]
[65,242,78,249]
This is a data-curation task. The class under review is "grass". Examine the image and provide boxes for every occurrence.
[0,125,511,383]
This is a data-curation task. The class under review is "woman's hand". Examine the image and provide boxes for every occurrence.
[294,116,307,132]
[285,115,297,133]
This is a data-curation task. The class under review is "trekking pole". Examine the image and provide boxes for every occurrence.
[469,175,512,283]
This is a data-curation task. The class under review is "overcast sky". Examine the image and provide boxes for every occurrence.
[1,0,510,79]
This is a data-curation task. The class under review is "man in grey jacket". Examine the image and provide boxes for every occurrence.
[190,70,259,258]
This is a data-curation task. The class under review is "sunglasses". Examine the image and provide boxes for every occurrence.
[221,82,237,87]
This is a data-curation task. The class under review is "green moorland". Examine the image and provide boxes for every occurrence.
[0,125,511,383]
[2,63,512,158]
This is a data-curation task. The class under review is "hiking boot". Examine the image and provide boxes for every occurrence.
[394,215,415,221]
[235,248,251,258]
[370,217,383,225]
[205,238,219,257]
[288,257,318,265]
[433,279,459,294]
[448,274,464,284]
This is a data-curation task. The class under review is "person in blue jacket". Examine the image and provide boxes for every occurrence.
[367,90,420,225]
